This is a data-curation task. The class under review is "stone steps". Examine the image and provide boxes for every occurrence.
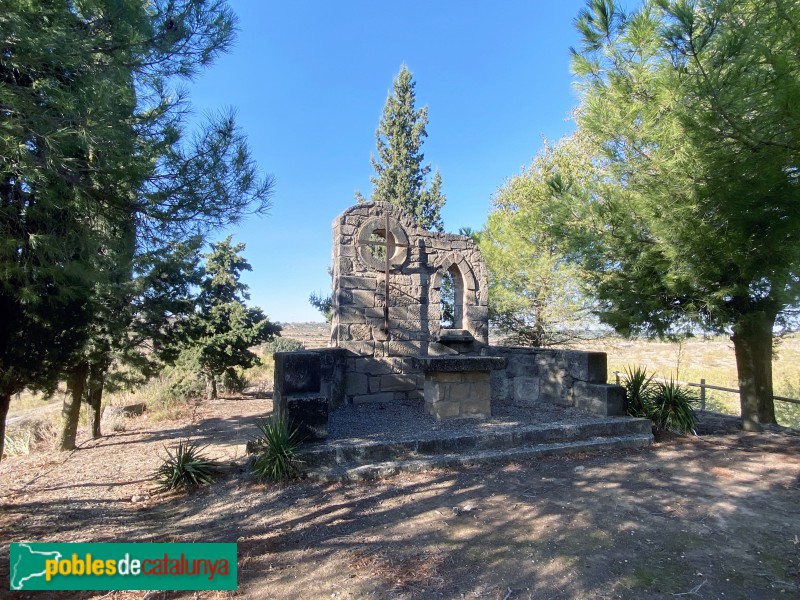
[297,417,653,482]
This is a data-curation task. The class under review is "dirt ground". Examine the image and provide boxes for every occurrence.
[1,396,799,600]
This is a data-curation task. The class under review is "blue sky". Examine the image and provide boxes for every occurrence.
[186,0,596,323]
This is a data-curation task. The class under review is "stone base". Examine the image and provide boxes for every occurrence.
[573,382,627,417]
[279,394,328,441]
[424,371,491,420]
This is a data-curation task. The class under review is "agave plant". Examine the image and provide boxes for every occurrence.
[622,365,655,418]
[250,417,302,482]
[154,440,219,492]
[649,378,698,434]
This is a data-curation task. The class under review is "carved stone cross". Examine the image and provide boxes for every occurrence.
[364,212,409,332]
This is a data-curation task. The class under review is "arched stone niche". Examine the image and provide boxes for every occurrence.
[431,253,477,331]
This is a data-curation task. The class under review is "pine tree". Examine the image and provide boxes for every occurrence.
[1,1,274,458]
[359,65,446,232]
[185,237,281,400]
[566,0,800,431]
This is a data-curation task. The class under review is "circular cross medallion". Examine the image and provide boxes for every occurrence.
[356,215,410,271]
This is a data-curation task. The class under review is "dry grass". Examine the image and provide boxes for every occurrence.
[3,414,59,457]
[348,548,447,591]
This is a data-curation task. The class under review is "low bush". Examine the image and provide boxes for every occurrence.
[154,441,219,492]
[221,368,247,394]
[250,417,302,482]
[621,366,697,434]
[648,379,698,434]
[262,337,304,353]
[622,365,655,418]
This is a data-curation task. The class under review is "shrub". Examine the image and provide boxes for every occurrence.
[622,365,655,418]
[154,441,219,492]
[262,337,304,353]
[221,368,247,394]
[649,379,698,434]
[250,417,302,482]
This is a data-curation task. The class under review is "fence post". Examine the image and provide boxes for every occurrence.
[700,378,706,411]
[615,371,620,386]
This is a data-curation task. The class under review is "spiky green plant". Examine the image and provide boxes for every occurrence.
[649,379,698,434]
[154,441,219,492]
[250,417,301,482]
[622,365,655,418]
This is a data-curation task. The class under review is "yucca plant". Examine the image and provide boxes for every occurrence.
[649,379,698,434]
[250,417,302,482]
[622,365,655,418]
[154,441,219,492]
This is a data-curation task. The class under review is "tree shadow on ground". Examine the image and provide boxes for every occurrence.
[2,412,798,599]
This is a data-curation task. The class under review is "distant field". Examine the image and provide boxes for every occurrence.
[279,321,330,349]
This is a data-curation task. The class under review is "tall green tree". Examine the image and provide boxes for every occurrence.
[482,136,601,347]
[311,66,446,321]
[1,1,273,458]
[565,0,800,430]
[185,237,280,400]
[357,65,446,231]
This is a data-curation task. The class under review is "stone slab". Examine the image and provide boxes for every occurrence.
[573,382,627,417]
[274,351,321,394]
[416,356,506,372]
[281,394,328,441]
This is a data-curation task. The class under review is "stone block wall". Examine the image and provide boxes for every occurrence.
[484,347,627,417]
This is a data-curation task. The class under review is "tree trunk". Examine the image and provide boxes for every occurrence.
[731,311,778,432]
[85,362,105,439]
[0,392,11,463]
[207,376,217,400]
[58,362,89,451]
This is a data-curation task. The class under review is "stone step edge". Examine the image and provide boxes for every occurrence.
[298,418,652,467]
[302,433,654,483]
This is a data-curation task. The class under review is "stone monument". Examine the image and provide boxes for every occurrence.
[273,202,626,438]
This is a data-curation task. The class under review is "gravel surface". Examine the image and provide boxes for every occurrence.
[327,399,596,442]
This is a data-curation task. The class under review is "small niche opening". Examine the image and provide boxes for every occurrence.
[440,265,464,329]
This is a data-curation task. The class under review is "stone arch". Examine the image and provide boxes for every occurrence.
[431,253,477,329]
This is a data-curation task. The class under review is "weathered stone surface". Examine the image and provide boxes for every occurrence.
[355,357,393,375]
[424,370,491,420]
[426,400,461,419]
[562,351,608,383]
[573,382,627,416]
[380,373,418,391]
[353,392,394,404]
[282,394,328,441]
[274,352,321,394]
[512,376,540,405]
[327,203,618,411]
[349,324,371,340]
[416,356,506,372]
[340,275,376,290]
[428,342,459,356]
[337,306,366,324]
[388,340,422,356]
[344,372,368,395]
[338,341,375,355]
[351,289,377,307]
[490,370,509,402]
[539,370,573,407]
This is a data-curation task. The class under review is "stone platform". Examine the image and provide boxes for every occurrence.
[297,402,652,481]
